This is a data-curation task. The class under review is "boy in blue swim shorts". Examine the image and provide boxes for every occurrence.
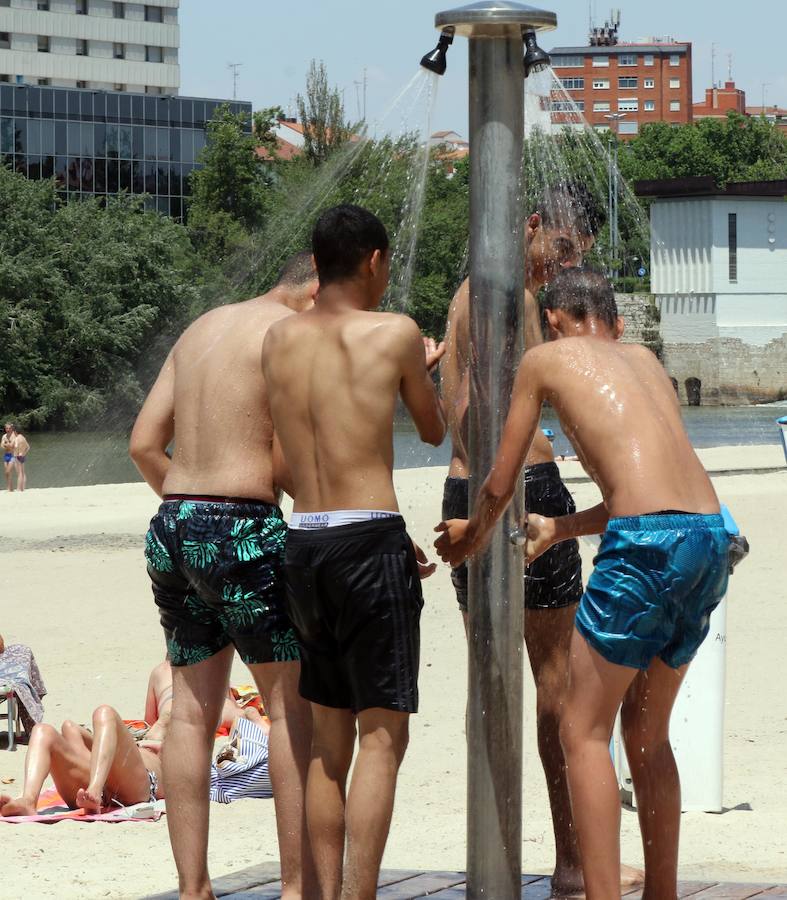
[436,267,729,900]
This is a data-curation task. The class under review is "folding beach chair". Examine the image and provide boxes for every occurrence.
[0,684,21,751]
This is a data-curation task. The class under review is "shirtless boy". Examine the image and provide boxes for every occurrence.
[262,205,446,900]
[440,184,604,895]
[2,423,16,492]
[130,252,318,900]
[436,267,729,900]
[0,703,164,817]
[13,427,30,491]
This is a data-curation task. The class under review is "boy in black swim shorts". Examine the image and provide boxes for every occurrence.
[263,205,445,900]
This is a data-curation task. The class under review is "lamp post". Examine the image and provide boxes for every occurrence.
[604,111,626,281]
[428,4,556,898]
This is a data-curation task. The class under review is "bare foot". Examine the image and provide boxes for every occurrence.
[620,863,645,888]
[75,786,103,813]
[1,795,37,816]
[550,868,585,898]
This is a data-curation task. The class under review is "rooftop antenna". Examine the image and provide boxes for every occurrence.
[711,42,716,88]
[727,52,733,82]
[227,62,242,101]
[353,67,368,121]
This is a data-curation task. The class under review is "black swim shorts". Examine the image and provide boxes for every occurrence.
[442,462,583,612]
[285,516,423,714]
[145,496,300,667]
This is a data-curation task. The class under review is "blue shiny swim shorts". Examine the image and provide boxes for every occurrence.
[575,513,730,670]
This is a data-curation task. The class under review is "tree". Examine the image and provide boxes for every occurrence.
[253,105,285,156]
[296,60,353,166]
[187,104,272,260]
[0,165,202,429]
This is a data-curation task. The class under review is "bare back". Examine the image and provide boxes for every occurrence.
[162,300,294,502]
[264,307,441,512]
[441,279,554,477]
[531,339,719,516]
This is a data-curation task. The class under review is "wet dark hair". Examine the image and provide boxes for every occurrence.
[544,267,618,329]
[274,250,316,288]
[533,181,606,238]
[312,204,389,286]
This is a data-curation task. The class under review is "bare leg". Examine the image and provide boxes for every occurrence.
[559,629,638,900]
[75,705,151,812]
[343,708,410,900]
[621,658,688,900]
[3,461,13,492]
[1,723,90,815]
[165,645,234,900]
[306,704,356,900]
[524,605,584,896]
[249,661,315,900]
[16,462,25,492]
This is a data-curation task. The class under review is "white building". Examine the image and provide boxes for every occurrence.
[0,0,179,94]
[639,176,787,404]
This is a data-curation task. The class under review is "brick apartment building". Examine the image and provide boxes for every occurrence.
[693,80,746,119]
[550,17,693,138]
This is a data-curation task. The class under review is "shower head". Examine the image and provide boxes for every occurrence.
[420,28,455,76]
[523,28,550,77]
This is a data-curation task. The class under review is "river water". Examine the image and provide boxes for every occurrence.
[10,405,786,490]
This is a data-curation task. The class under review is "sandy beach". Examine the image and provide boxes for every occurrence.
[1,446,786,898]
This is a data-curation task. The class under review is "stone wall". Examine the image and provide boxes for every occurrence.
[661,334,787,405]
[616,293,663,359]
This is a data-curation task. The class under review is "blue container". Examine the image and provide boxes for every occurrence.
[778,416,787,465]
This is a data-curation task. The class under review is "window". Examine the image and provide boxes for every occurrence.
[0,74,10,82]
[619,53,637,66]
[670,100,681,111]
[594,124,610,132]
[618,77,637,89]
[593,101,610,112]
[0,0,10,7]
[592,55,610,67]
[113,2,124,18]
[144,4,163,23]
[561,77,584,90]
[553,55,583,67]
[38,35,50,53]
[145,45,163,63]
[76,0,88,13]
[552,100,583,112]
[76,38,88,56]
[592,79,609,89]
[113,42,125,59]
[76,80,87,88]
[619,98,639,111]
[644,54,654,66]
[38,77,51,85]
[669,78,681,89]
[728,213,737,282]
[113,83,126,91]
[644,78,655,89]
[619,121,639,135]
[670,54,680,66]
[0,33,9,50]
[38,0,50,10]
[644,99,656,111]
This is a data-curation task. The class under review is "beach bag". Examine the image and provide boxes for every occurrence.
[209,716,272,803]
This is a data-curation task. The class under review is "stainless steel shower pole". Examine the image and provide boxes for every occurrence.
[433,5,557,897]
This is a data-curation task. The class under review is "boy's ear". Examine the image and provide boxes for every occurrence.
[614,315,625,340]
[369,248,382,276]
[544,308,560,336]
[526,213,541,239]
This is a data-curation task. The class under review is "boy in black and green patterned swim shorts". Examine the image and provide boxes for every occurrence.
[146,496,300,667]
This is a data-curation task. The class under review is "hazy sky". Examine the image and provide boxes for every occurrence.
[181,0,787,135]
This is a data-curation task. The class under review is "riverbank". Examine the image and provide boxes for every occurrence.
[1,459,786,898]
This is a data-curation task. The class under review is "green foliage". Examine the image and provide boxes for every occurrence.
[187,104,272,260]
[253,106,285,155]
[0,165,201,429]
[296,60,354,166]
[618,113,787,185]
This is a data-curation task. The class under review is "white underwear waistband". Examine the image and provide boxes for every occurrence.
[289,510,400,530]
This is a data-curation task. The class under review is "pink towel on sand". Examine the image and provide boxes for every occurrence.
[0,788,164,824]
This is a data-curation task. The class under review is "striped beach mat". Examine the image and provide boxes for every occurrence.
[209,716,273,803]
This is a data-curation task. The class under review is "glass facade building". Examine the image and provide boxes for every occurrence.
[0,83,251,219]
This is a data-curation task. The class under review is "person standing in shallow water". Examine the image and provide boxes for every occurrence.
[439,184,641,896]
[2,423,16,492]
[437,267,729,900]
[130,252,319,900]
[263,205,446,900]
[13,426,30,491]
